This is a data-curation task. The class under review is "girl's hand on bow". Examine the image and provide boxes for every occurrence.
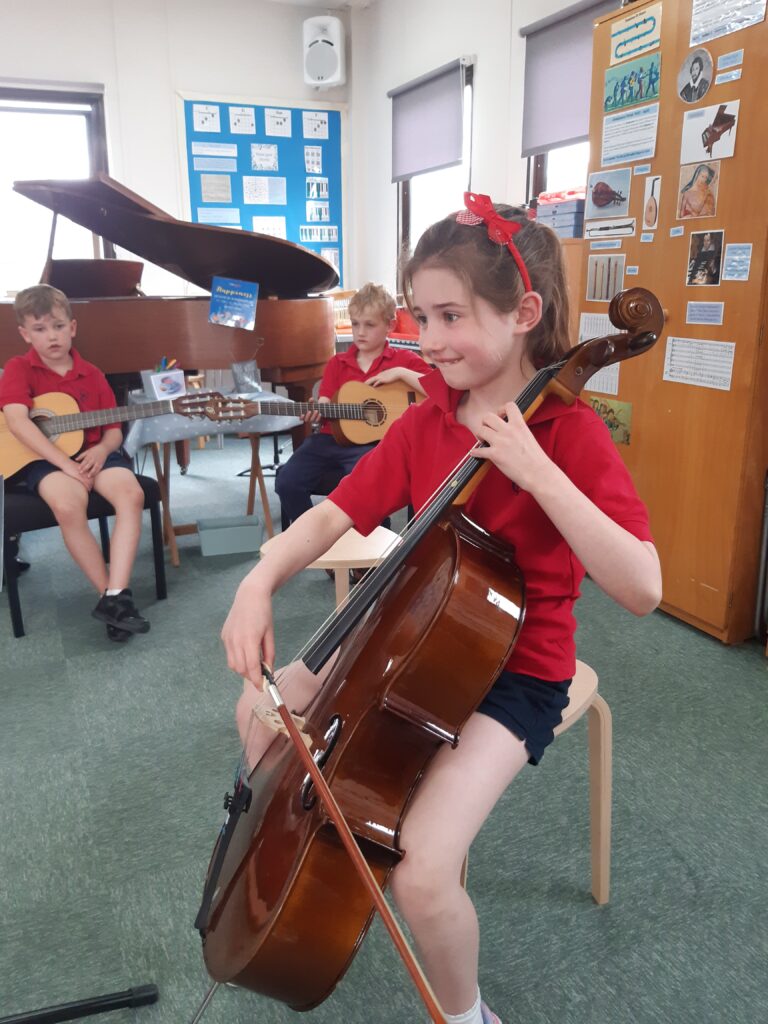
[471,402,552,493]
[221,580,276,684]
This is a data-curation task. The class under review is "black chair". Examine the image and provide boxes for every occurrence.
[2,474,167,638]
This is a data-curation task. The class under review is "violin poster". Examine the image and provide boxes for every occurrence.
[585,168,632,219]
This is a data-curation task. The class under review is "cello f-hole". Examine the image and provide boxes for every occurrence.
[301,714,342,810]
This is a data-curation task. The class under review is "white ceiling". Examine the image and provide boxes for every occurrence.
[268,0,376,9]
[267,0,374,8]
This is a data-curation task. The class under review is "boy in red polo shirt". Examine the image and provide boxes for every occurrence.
[0,284,150,641]
[274,282,429,526]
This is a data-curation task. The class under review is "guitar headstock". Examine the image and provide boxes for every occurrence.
[171,392,258,422]
[172,392,230,421]
[205,398,259,422]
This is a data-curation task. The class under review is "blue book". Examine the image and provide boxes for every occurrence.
[209,277,259,330]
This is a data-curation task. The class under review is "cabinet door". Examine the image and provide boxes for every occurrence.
[583,2,768,641]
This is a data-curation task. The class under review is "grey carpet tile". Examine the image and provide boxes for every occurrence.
[2,438,767,1023]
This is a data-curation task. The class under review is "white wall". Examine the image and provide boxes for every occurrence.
[0,0,348,293]
[347,0,580,292]
[0,0,579,295]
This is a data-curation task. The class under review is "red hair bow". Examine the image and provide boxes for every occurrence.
[457,191,532,293]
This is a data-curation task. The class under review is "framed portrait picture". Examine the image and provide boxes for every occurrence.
[687,229,724,286]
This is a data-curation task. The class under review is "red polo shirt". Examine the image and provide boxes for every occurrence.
[0,347,120,449]
[317,342,429,435]
[329,370,652,681]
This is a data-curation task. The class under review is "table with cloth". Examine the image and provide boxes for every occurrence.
[124,389,301,566]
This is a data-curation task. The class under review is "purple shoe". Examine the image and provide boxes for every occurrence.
[481,1003,502,1024]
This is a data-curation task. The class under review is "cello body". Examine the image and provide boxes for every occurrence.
[201,509,524,1009]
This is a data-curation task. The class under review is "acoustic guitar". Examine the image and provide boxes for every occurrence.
[0,391,229,479]
[211,379,425,446]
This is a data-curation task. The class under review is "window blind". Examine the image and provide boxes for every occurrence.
[521,0,616,157]
[389,60,465,183]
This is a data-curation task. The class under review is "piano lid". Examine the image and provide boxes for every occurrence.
[14,174,340,298]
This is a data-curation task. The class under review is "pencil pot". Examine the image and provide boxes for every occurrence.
[141,369,186,399]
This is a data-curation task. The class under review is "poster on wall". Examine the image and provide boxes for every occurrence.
[610,2,662,65]
[680,101,740,162]
[691,0,767,46]
[604,54,661,111]
[602,103,659,165]
[586,168,632,218]
[677,161,720,218]
[183,99,344,284]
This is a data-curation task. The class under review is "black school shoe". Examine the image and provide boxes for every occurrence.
[92,589,151,634]
[106,623,132,643]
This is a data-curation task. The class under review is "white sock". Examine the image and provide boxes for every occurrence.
[105,588,122,596]
[444,989,483,1024]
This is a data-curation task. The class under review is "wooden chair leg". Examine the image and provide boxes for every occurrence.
[151,443,179,568]
[3,535,25,638]
[587,693,612,905]
[246,435,274,539]
[98,516,111,563]
[149,500,168,601]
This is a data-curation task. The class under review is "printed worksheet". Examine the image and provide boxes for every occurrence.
[200,174,232,204]
[265,108,292,137]
[242,176,287,205]
[193,104,221,133]
[663,336,735,390]
[230,107,256,134]
[303,111,329,139]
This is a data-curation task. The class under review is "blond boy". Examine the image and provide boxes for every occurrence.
[275,282,428,526]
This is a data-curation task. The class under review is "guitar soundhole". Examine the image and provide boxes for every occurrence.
[361,400,386,426]
[30,410,56,439]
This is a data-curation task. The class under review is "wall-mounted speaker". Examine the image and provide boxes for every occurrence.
[303,16,346,88]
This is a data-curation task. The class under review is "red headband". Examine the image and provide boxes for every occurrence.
[456,191,533,294]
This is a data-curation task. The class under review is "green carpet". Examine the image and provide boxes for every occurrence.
[1,438,766,1023]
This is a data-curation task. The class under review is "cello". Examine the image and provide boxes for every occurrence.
[193,287,665,1019]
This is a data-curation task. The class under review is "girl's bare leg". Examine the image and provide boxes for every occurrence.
[235,655,337,770]
[389,712,530,1015]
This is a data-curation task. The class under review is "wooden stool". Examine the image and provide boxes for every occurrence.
[261,525,400,607]
[461,660,612,905]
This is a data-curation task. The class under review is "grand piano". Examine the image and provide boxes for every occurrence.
[0,174,339,425]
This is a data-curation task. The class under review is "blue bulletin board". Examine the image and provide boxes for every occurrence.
[182,98,344,285]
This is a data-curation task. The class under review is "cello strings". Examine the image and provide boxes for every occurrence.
[238,359,567,764]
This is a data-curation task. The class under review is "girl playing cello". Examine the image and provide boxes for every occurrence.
[221,193,662,1024]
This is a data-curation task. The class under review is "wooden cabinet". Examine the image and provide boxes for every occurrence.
[580,2,768,643]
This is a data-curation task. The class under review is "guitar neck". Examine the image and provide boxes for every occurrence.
[241,401,366,421]
[40,400,174,437]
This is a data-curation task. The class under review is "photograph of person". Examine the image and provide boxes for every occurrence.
[687,230,724,286]
[678,49,712,103]
[677,161,719,219]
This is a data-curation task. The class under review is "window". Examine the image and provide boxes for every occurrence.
[521,1,614,203]
[530,139,591,199]
[393,64,473,288]
[0,86,108,298]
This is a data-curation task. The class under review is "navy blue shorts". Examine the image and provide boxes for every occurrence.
[18,450,134,494]
[476,670,571,765]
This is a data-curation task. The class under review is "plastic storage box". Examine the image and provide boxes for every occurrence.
[197,516,263,556]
